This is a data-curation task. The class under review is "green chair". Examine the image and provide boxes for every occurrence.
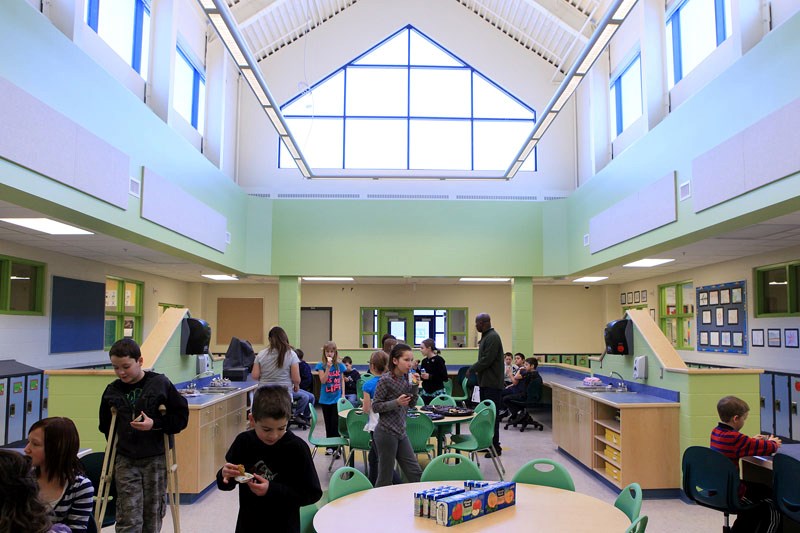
[328,466,373,502]
[445,409,504,479]
[416,395,426,407]
[430,394,456,407]
[356,377,367,403]
[625,515,648,533]
[450,368,470,406]
[337,397,354,439]
[460,399,504,474]
[345,410,371,475]
[443,378,453,396]
[614,482,643,522]
[774,452,800,524]
[421,453,483,482]
[511,459,575,491]
[308,407,348,472]
[299,491,327,533]
[407,413,436,461]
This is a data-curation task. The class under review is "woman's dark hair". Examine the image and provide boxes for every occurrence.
[0,450,52,533]
[388,343,412,371]
[268,326,292,368]
[421,338,440,355]
[525,357,539,369]
[28,417,83,487]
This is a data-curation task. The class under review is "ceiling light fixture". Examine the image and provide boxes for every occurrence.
[459,277,511,282]
[301,277,355,281]
[202,274,239,281]
[0,218,93,235]
[623,258,675,268]
[573,276,608,282]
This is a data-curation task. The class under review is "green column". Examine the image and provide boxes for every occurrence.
[511,277,534,355]
[278,276,301,346]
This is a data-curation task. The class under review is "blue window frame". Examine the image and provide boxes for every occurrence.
[85,0,151,79]
[279,25,537,173]
[174,45,206,132]
[666,0,732,87]
[610,54,642,138]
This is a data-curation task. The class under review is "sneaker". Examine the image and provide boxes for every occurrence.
[325,448,334,455]
[484,448,502,458]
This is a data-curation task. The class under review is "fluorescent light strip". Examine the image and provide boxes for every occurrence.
[295,158,311,178]
[202,274,239,281]
[302,277,354,281]
[0,218,93,235]
[577,23,619,74]
[573,276,608,282]
[612,0,638,20]
[533,112,558,139]
[208,14,248,66]
[198,0,216,8]
[623,258,675,268]
[240,68,270,106]
[459,277,511,282]
[551,75,583,111]
[10,276,31,280]
[520,139,537,159]
[282,136,301,159]
[265,107,288,136]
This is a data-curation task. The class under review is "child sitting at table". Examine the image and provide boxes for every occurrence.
[710,395,782,533]
[217,384,322,533]
[342,356,361,407]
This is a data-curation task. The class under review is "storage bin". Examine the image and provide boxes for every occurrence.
[605,428,622,446]
[604,445,621,463]
[605,461,621,481]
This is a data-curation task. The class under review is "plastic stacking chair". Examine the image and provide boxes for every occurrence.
[337,397,355,439]
[457,399,504,474]
[328,467,373,502]
[80,452,117,530]
[615,482,643,522]
[356,377,367,404]
[299,491,328,533]
[308,407,348,472]
[512,458,575,491]
[682,446,758,532]
[421,453,483,482]
[345,410,372,475]
[625,515,648,533]
[443,378,453,396]
[407,413,436,461]
[445,409,504,479]
[416,395,426,407]
[430,393,457,437]
[773,452,800,524]
[450,367,470,406]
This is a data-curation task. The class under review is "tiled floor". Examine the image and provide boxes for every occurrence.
[107,408,723,532]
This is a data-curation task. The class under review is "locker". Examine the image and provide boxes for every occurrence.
[774,375,791,439]
[0,378,7,445]
[0,360,45,445]
[25,373,42,435]
[760,373,774,435]
[7,376,25,444]
[791,375,800,441]
[41,374,49,419]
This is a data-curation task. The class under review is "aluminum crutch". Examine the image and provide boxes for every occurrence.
[95,406,118,532]
[159,404,181,533]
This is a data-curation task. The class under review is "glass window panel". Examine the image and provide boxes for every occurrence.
[451,334,466,347]
[723,0,732,39]
[435,316,445,332]
[284,71,344,116]
[9,263,37,311]
[679,0,718,78]
[763,268,788,313]
[410,69,471,118]
[105,279,119,312]
[361,308,376,332]
[345,119,407,169]
[409,120,471,170]
[346,67,408,116]
[473,120,533,171]
[473,74,534,119]
[435,333,445,348]
[609,83,618,137]
[666,20,675,88]
[415,321,429,345]
[361,335,377,349]
[282,118,344,168]
[450,309,466,332]
[173,50,195,126]
[414,309,435,315]
[124,282,138,313]
[682,317,692,346]
[197,78,206,132]
[409,32,461,66]
[353,31,408,65]
[619,57,642,131]
[123,316,135,338]
[681,283,694,314]
[104,317,118,347]
[97,0,135,66]
[140,9,151,80]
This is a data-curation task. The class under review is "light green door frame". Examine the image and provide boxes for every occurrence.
[279,276,301,346]
[512,277,533,355]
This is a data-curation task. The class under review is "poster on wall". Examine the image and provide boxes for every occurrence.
[696,280,747,354]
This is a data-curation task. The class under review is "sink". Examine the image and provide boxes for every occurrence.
[197,386,241,394]
[576,385,632,393]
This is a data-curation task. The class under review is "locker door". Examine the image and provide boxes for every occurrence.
[791,375,800,441]
[25,373,42,435]
[760,373,774,435]
[41,374,49,419]
[0,378,7,445]
[774,375,791,438]
[7,376,26,444]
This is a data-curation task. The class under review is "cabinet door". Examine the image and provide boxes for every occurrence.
[574,394,594,465]
[224,408,247,453]
[198,421,218,488]
[552,388,568,447]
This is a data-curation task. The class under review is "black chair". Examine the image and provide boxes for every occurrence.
[503,372,544,431]
[773,452,800,525]
[681,446,758,532]
[80,451,116,531]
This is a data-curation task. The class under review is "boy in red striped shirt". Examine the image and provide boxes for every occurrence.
[710,395,782,533]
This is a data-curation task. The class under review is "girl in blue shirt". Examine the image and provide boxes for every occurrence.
[314,341,346,455]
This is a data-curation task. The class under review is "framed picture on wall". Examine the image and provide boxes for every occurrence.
[641,290,647,303]
[649,308,656,320]
[733,332,743,347]
[700,331,709,345]
[699,292,708,306]
[719,289,730,304]
[721,331,731,346]
[768,329,782,347]
[634,291,640,304]
[727,308,739,325]
[785,329,799,349]
[752,329,764,347]
[710,331,720,346]
[620,293,626,305]
[701,310,712,324]
[627,292,633,304]
[715,307,724,326]
[709,291,719,305]
[731,287,743,303]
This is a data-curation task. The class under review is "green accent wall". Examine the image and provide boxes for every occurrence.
[279,277,301,345]
[512,277,534,354]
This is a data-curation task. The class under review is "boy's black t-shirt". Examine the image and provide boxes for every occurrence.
[216,429,322,533]
[343,368,360,395]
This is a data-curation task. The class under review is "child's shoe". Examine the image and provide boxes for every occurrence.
[325,447,334,455]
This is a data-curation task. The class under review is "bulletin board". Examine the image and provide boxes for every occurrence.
[50,276,105,353]
[216,298,264,345]
[696,280,747,354]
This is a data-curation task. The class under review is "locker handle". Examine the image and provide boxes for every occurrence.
[27,401,32,414]
[9,404,15,417]
[792,402,798,416]
[42,398,48,410]
[760,397,765,408]
[774,399,781,411]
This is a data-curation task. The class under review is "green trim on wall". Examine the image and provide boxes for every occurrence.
[512,277,533,355]
[279,276,301,345]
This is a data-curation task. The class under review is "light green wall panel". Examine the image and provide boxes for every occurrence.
[48,373,117,456]
[279,276,301,344]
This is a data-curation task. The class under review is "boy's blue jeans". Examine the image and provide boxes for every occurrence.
[292,389,315,418]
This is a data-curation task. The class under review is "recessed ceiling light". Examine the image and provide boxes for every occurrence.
[301,277,354,282]
[202,274,239,281]
[623,258,675,268]
[459,277,511,282]
[0,218,93,235]
[573,276,608,283]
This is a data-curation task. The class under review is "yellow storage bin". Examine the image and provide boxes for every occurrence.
[605,461,621,481]
[604,445,621,464]
[605,428,622,446]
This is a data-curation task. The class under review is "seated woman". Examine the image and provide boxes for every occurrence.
[24,417,94,532]
[0,449,71,533]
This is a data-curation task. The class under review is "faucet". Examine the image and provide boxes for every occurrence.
[609,371,626,390]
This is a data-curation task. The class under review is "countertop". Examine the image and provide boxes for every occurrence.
[182,379,259,409]
[542,372,680,408]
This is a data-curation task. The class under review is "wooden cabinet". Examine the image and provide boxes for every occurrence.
[552,387,593,465]
[175,392,249,494]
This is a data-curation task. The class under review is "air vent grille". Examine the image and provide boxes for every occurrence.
[455,195,538,201]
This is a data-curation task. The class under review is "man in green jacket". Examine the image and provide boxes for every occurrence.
[469,313,504,456]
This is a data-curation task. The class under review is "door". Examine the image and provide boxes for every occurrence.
[300,307,332,358]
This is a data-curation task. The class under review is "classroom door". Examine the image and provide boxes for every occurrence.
[300,307,332,360]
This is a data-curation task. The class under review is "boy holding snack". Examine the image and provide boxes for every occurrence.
[217,384,322,533]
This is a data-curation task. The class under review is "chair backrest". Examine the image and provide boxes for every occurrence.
[421,453,484,482]
[681,446,747,515]
[415,395,425,407]
[443,379,453,396]
[512,458,575,491]
[774,452,800,523]
[356,377,366,400]
[474,399,496,416]
[328,467,373,501]
[337,397,355,437]
[431,394,456,407]
[346,410,371,450]
[624,515,648,533]
[407,414,435,453]
[455,366,470,385]
[79,452,116,527]
[614,483,642,522]
[524,372,544,406]
[467,409,496,450]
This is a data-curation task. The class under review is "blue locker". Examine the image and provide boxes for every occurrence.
[25,373,42,435]
[791,375,800,441]
[774,374,791,439]
[760,373,774,435]
[0,378,7,445]
[41,374,49,419]
[7,376,26,444]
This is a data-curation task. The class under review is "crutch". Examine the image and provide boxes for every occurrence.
[95,406,118,532]
[159,404,181,533]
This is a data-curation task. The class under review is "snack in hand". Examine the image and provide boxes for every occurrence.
[238,464,246,476]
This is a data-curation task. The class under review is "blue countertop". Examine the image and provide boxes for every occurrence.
[180,378,259,409]
[541,371,680,407]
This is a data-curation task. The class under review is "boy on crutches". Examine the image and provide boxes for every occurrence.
[98,339,189,533]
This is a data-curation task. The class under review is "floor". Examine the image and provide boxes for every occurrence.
[106,408,723,532]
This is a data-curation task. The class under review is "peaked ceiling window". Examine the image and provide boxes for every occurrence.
[279,26,536,173]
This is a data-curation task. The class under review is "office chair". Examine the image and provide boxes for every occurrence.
[503,372,545,431]
[773,452,800,524]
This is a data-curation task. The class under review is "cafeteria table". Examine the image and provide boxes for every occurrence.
[313,481,630,532]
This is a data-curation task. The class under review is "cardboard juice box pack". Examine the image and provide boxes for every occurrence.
[435,490,486,526]
[483,481,516,514]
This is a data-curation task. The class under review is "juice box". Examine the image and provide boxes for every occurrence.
[482,481,516,514]
[435,490,486,526]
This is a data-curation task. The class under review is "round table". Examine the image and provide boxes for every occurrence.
[313,481,630,532]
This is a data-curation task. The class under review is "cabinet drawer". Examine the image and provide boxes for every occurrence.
[605,428,622,446]
[227,393,247,413]
[199,406,215,426]
[215,402,227,419]
[604,461,621,481]
[604,445,621,463]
